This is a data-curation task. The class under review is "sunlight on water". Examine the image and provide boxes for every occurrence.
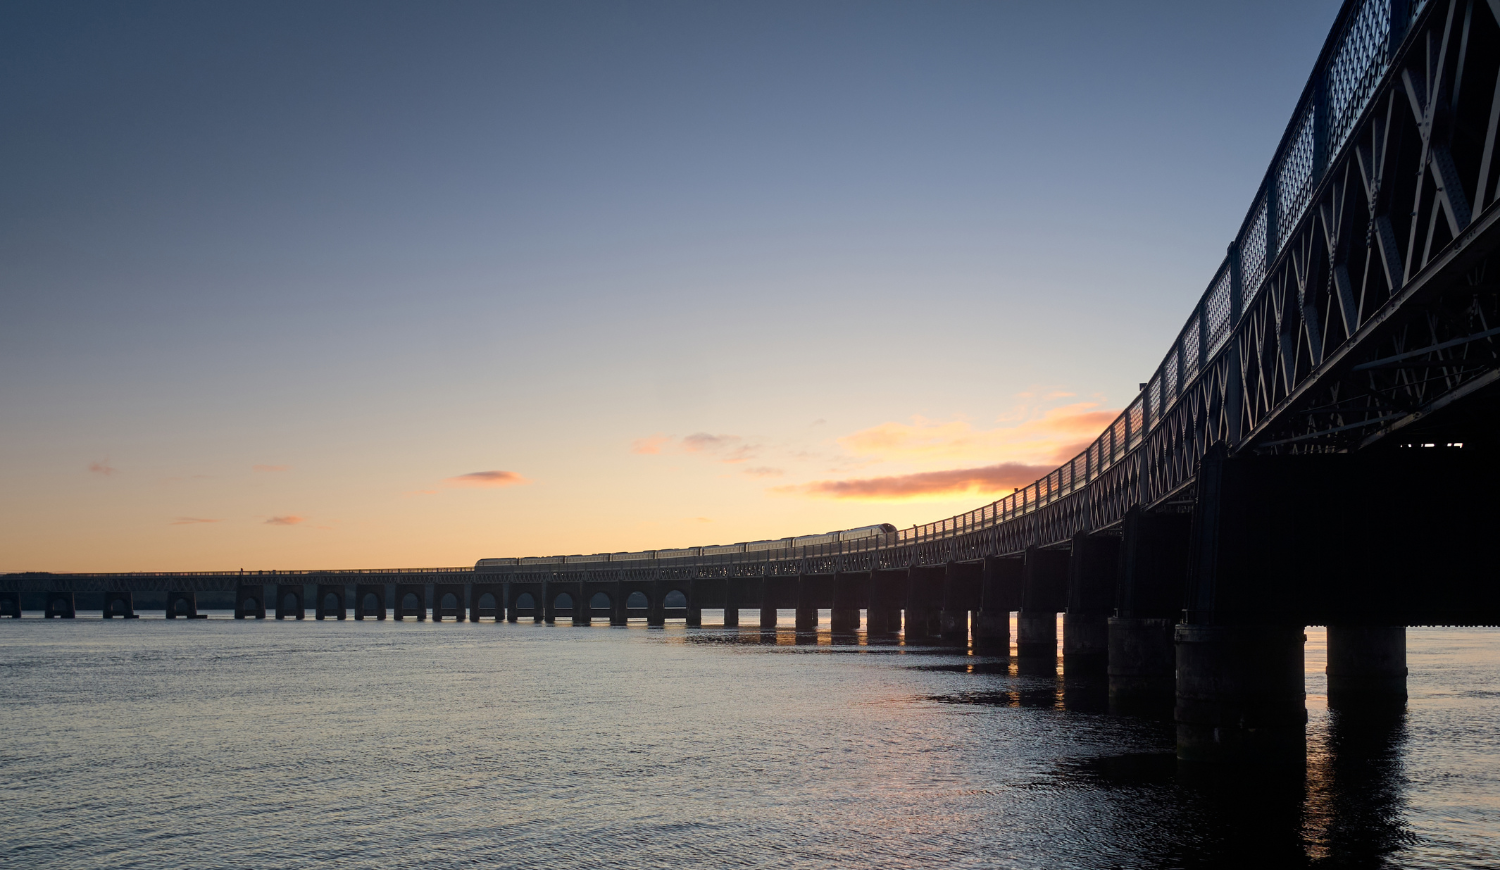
[0,617,1495,869]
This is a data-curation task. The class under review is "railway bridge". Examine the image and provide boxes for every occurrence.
[6,0,1500,762]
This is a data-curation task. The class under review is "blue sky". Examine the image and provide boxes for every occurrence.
[0,0,1344,571]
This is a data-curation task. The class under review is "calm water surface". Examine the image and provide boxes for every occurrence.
[1,614,1496,869]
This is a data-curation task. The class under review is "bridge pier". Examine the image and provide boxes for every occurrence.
[165,589,206,619]
[102,590,139,618]
[355,583,386,620]
[45,591,76,618]
[609,582,627,626]
[315,583,347,620]
[1175,623,1307,763]
[1326,625,1407,705]
[235,584,265,619]
[830,571,862,633]
[1,593,19,618]
[470,583,502,622]
[647,582,665,627]
[723,578,740,627]
[1109,508,1191,711]
[1063,532,1118,674]
[941,562,982,645]
[1017,548,1067,665]
[685,580,702,627]
[433,583,465,622]
[759,577,778,629]
[394,583,425,621]
[574,583,593,626]
[903,566,939,643]
[795,574,818,631]
[866,569,905,636]
[275,584,304,620]
[975,556,1019,652]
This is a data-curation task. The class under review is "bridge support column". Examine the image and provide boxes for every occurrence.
[101,589,139,618]
[1,593,19,618]
[45,591,75,619]
[1109,508,1191,710]
[165,589,205,619]
[1175,623,1307,763]
[1327,626,1407,704]
[1016,612,1056,659]
[610,582,626,626]
[759,578,779,629]
[1062,614,1108,673]
[866,570,903,636]
[795,574,818,631]
[975,556,1020,652]
[647,582,665,628]
[235,584,265,619]
[315,584,347,621]
[940,562,980,645]
[830,572,861,633]
[574,583,591,626]
[686,581,702,628]
[507,586,521,623]
[1064,532,1118,674]
[355,584,386,620]
[723,578,740,627]
[275,585,304,620]
[1108,617,1176,710]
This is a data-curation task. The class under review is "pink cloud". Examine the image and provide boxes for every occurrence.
[89,460,117,477]
[631,435,672,455]
[265,515,305,526]
[776,462,1054,501]
[445,470,528,488]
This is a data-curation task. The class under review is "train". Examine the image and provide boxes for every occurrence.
[475,523,898,570]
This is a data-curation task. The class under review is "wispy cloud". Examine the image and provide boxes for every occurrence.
[253,464,290,473]
[776,462,1054,501]
[170,517,221,525]
[837,403,1117,467]
[631,435,672,455]
[265,515,305,526]
[88,460,117,477]
[636,432,758,464]
[445,470,528,488]
[743,466,784,478]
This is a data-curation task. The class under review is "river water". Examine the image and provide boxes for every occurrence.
[0,613,1496,869]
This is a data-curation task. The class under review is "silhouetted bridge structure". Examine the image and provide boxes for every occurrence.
[6,0,1500,762]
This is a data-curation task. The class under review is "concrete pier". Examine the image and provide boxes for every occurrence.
[723,578,740,628]
[394,583,425,621]
[647,583,665,627]
[1109,507,1190,710]
[102,590,139,618]
[904,566,942,643]
[470,583,501,622]
[315,584,347,620]
[434,583,465,622]
[795,574,818,631]
[941,561,982,644]
[830,571,862,633]
[866,569,905,636]
[1175,623,1307,763]
[1326,625,1407,704]
[276,584,304,620]
[165,589,206,619]
[686,581,702,627]
[1063,532,1118,673]
[235,584,265,619]
[355,583,386,620]
[45,592,76,618]
[0,593,19,618]
[975,556,1020,652]
[759,578,778,629]
[1017,548,1067,660]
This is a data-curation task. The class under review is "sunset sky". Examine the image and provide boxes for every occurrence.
[0,0,1342,572]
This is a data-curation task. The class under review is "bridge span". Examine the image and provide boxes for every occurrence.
[6,0,1500,762]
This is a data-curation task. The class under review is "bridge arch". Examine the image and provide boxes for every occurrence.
[588,591,612,610]
[438,591,460,613]
[513,592,536,610]
[626,591,649,609]
[102,592,137,619]
[662,589,688,609]
[361,592,381,614]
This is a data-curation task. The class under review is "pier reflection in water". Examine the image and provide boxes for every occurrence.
[0,618,1494,869]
